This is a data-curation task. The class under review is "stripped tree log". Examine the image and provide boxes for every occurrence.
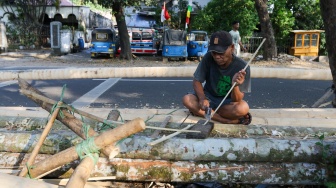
[20,89,123,126]
[0,131,82,154]
[66,157,95,188]
[18,78,118,158]
[1,134,335,163]
[0,154,331,184]
[27,118,145,179]
[64,110,124,188]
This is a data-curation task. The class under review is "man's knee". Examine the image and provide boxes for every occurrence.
[182,94,195,107]
[229,100,249,116]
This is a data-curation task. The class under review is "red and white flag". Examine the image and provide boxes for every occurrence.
[161,2,170,22]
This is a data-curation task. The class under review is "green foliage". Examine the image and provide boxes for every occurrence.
[269,0,295,41]
[192,0,258,37]
[269,0,324,51]
[80,0,155,10]
[325,182,336,188]
[287,0,323,30]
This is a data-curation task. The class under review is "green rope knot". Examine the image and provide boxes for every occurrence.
[75,136,100,165]
[49,84,68,119]
[75,123,100,164]
[25,162,35,179]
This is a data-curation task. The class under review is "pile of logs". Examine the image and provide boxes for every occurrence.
[3,79,147,188]
[0,78,336,186]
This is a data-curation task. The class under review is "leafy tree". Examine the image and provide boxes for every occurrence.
[0,0,59,47]
[268,0,325,54]
[192,0,258,37]
[268,0,295,44]
[320,0,336,108]
[289,0,323,30]
[82,0,158,60]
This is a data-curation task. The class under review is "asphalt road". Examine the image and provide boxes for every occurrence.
[0,77,333,109]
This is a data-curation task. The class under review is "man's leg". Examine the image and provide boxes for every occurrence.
[182,94,204,116]
[212,100,250,124]
[183,93,250,124]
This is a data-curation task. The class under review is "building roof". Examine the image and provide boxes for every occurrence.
[291,30,324,33]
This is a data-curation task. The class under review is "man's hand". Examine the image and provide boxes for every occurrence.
[232,69,246,86]
[199,98,210,111]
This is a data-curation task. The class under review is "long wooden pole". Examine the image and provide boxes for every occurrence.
[27,118,146,179]
[18,101,62,177]
[18,78,117,158]
[20,89,123,125]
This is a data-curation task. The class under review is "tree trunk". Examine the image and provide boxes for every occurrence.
[0,154,331,184]
[254,0,277,60]
[320,0,336,107]
[112,2,132,60]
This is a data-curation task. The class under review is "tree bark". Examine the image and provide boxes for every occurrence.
[254,0,277,60]
[0,154,331,185]
[320,0,336,107]
[112,2,132,60]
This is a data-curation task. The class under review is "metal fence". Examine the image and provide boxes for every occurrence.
[242,36,291,54]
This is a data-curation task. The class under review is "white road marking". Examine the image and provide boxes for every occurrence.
[93,78,192,82]
[120,79,192,82]
[0,80,18,88]
[71,78,120,108]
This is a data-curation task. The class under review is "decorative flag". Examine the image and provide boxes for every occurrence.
[185,0,192,29]
[161,2,170,22]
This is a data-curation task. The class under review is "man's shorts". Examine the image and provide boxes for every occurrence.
[190,91,232,110]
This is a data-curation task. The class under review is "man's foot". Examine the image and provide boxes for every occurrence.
[189,110,195,116]
[238,112,252,125]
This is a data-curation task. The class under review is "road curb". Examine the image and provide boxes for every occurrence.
[0,51,51,59]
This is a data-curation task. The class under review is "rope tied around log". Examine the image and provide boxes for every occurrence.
[99,109,124,131]
[25,163,35,179]
[49,84,68,119]
[75,123,100,164]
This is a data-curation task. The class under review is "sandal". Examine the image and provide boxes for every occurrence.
[238,112,252,125]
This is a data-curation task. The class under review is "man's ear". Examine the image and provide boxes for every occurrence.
[229,44,235,51]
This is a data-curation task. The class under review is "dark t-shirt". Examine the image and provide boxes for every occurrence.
[193,52,251,99]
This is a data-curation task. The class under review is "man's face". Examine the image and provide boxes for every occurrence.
[233,23,240,30]
[211,45,234,66]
